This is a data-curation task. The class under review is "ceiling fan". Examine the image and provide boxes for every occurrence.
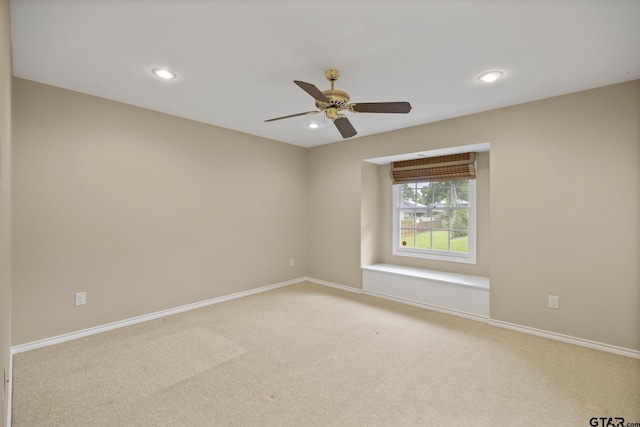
[265,69,412,138]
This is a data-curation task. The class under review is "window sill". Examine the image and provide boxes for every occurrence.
[393,248,476,264]
[362,263,489,290]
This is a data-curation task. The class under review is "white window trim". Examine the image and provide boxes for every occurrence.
[392,179,477,264]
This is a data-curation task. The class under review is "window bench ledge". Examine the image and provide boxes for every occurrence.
[361,263,490,321]
[362,264,489,290]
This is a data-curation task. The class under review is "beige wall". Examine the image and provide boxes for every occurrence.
[0,0,12,424]
[360,161,383,268]
[309,80,640,351]
[12,78,309,344]
[9,71,639,353]
[489,82,639,350]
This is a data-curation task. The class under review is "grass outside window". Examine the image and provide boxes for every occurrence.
[399,230,469,253]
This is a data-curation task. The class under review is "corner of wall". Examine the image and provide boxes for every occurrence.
[0,0,13,424]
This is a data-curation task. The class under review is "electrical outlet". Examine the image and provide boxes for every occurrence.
[75,291,87,306]
[548,295,559,309]
[290,258,295,267]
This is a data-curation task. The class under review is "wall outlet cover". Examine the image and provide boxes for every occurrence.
[75,292,87,306]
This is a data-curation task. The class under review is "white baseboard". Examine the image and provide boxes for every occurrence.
[11,277,306,355]
[489,319,640,359]
[6,344,12,427]
[304,277,363,294]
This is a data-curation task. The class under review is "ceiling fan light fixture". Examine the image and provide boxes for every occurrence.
[265,69,412,139]
[151,67,177,80]
[477,70,504,83]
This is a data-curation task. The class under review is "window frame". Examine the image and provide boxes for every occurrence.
[392,179,477,264]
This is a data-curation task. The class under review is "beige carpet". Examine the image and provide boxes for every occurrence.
[11,281,640,426]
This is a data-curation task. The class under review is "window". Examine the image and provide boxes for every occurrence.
[393,179,476,264]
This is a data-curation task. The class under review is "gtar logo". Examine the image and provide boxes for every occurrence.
[589,418,625,427]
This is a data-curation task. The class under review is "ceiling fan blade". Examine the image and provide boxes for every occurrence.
[350,102,412,114]
[334,117,357,138]
[264,110,320,122]
[294,80,330,103]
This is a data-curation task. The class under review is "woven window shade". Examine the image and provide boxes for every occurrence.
[390,152,476,184]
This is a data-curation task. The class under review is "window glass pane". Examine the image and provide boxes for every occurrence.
[432,210,449,230]
[451,185,469,206]
[431,230,450,251]
[418,187,433,207]
[400,210,415,227]
[399,184,417,207]
[415,210,431,230]
[433,185,451,207]
[450,231,469,253]
[417,182,433,207]
[451,210,468,232]
[415,229,431,250]
[399,229,415,249]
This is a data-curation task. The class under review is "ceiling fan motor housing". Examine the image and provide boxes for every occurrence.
[316,89,350,120]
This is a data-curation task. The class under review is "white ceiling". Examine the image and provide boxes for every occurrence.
[9,0,640,148]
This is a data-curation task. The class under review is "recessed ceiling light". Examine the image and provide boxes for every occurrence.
[151,68,177,80]
[477,70,504,83]
[307,122,320,129]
